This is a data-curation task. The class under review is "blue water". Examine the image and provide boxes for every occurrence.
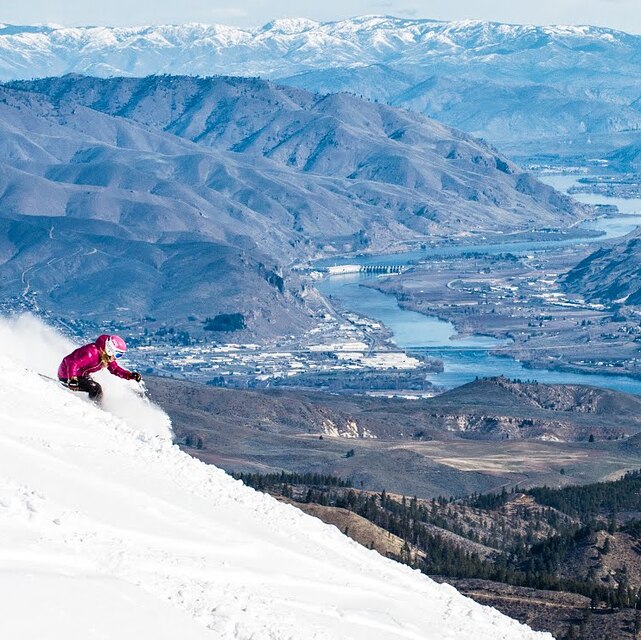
[321,274,506,349]
[319,209,641,394]
[316,216,641,269]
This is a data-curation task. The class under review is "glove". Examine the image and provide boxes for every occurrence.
[67,377,79,390]
[130,371,142,382]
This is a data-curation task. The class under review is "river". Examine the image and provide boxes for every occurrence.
[318,178,641,395]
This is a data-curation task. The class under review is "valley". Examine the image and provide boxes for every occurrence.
[311,171,641,395]
[28,168,638,399]
[367,235,641,383]
[0,77,635,397]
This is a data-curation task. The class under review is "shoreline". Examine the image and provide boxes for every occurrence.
[359,278,641,390]
[310,225,604,269]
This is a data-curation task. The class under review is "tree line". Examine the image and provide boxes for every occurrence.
[236,469,641,611]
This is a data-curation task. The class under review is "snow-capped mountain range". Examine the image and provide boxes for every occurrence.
[0,17,636,83]
[3,17,641,157]
[0,76,587,333]
[0,314,551,639]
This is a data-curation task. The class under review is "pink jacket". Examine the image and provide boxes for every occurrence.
[58,334,134,380]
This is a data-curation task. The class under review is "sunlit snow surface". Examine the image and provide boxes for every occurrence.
[0,315,551,639]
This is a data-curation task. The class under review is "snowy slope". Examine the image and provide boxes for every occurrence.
[0,315,551,640]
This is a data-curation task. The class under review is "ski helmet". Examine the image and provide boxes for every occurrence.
[104,335,127,358]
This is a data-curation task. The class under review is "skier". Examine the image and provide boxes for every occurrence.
[58,334,142,403]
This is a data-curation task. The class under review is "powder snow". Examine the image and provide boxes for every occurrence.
[0,315,551,639]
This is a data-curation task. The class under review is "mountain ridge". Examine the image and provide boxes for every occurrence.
[0,75,589,334]
[9,74,587,231]
[2,17,641,157]
[0,17,637,80]
[564,230,641,305]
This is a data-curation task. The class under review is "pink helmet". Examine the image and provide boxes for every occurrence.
[104,335,127,358]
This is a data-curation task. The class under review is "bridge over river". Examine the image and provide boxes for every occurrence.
[326,264,405,275]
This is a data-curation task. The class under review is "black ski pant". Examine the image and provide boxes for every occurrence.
[59,376,103,402]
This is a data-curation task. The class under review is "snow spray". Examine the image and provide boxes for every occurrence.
[0,314,173,441]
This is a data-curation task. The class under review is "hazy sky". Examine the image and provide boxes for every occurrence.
[3,0,641,34]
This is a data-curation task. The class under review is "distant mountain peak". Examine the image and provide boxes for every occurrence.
[0,15,637,161]
[0,16,635,85]
[259,17,320,34]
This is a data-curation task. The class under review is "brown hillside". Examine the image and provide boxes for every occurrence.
[276,498,424,563]
[560,529,641,590]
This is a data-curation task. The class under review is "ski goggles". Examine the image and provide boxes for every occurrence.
[114,351,125,359]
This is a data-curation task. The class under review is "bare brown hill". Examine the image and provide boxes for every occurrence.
[149,375,641,443]
[437,376,641,418]
[558,529,641,591]
[147,375,641,497]
[276,498,426,563]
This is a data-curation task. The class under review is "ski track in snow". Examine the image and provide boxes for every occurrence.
[0,316,552,639]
